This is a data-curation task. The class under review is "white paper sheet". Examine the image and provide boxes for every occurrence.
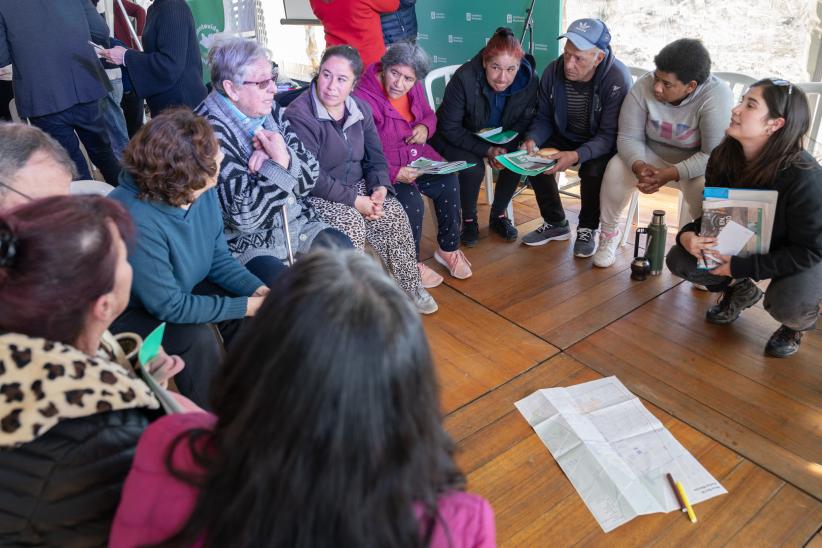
[715,219,755,256]
[515,376,727,532]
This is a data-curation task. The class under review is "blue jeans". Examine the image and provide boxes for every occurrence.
[101,78,130,161]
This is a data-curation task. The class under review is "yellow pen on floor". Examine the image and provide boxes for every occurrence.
[675,480,698,523]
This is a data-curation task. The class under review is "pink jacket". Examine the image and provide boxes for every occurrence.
[355,62,444,183]
[110,413,496,548]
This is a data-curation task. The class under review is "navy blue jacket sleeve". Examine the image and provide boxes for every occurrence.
[575,64,632,164]
[525,65,556,147]
[84,0,111,45]
[124,1,192,98]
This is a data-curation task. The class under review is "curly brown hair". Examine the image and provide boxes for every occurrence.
[122,108,220,207]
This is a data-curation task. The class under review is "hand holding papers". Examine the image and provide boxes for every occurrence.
[136,323,183,414]
[698,188,778,269]
[476,127,519,145]
[494,150,557,176]
[407,157,475,175]
[516,377,726,532]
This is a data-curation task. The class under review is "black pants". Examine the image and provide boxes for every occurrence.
[110,280,249,410]
[530,148,613,230]
[120,90,144,138]
[666,244,822,331]
[244,227,353,285]
[393,174,461,258]
[29,99,121,185]
[0,81,13,121]
[431,140,521,222]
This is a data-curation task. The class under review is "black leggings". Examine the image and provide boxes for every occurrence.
[393,174,461,258]
[430,142,520,222]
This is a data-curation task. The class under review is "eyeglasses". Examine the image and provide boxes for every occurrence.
[242,77,276,90]
[0,180,33,202]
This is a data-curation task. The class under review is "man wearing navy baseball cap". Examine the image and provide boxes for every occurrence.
[520,18,631,258]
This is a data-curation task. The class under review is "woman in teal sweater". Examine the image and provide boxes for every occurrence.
[110,108,268,407]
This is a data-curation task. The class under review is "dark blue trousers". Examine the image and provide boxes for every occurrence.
[29,99,121,185]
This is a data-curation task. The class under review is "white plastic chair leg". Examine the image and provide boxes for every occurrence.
[483,159,494,205]
[621,189,639,246]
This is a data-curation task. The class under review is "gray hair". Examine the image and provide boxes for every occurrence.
[208,37,272,95]
[0,123,76,197]
[380,42,431,81]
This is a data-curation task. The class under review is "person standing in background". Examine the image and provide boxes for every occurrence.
[114,0,147,136]
[100,0,207,116]
[309,0,399,66]
[0,0,122,185]
[381,0,417,45]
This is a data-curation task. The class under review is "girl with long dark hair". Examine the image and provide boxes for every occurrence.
[666,78,822,357]
[109,249,495,547]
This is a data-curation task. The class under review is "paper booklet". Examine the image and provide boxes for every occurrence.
[476,127,519,144]
[698,187,778,269]
[516,376,727,533]
[408,157,475,175]
[494,150,557,176]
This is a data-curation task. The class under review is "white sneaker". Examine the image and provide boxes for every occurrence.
[412,286,438,315]
[592,229,621,268]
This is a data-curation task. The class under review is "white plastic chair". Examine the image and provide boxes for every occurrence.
[796,81,822,157]
[423,64,515,221]
[9,98,22,123]
[713,71,757,102]
[70,179,115,196]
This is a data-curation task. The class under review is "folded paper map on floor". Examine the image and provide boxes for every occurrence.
[515,376,726,532]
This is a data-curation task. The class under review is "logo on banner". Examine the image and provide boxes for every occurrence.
[432,55,448,64]
[430,11,445,20]
[507,14,525,23]
[465,12,482,22]
[417,33,429,41]
[447,35,464,44]
[196,23,221,52]
[533,43,549,52]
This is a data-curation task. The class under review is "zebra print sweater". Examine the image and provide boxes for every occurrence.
[196,91,328,265]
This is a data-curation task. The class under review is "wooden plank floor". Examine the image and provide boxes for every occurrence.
[417,186,822,545]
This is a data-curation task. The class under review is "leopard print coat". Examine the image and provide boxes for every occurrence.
[0,332,159,449]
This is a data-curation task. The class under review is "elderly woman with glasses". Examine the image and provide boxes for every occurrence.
[195,38,351,285]
[355,42,470,286]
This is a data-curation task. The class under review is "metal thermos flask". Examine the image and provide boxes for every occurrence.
[646,210,667,275]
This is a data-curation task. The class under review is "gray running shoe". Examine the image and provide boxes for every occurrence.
[573,228,597,257]
[521,221,571,246]
[412,286,438,315]
[706,279,763,325]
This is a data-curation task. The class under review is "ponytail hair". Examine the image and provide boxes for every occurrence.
[482,27,524,64]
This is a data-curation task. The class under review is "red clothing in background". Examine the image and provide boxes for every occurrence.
[309,0,399,66]
[115,0,146,49]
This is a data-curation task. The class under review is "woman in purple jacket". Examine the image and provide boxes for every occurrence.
[356,43,471,287]
[284,45,437,314]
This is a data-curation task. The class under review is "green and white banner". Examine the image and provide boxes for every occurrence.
[415,0,561,106]
[186,0,226,84]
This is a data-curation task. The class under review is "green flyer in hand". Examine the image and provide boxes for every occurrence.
[138,322,166,366]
